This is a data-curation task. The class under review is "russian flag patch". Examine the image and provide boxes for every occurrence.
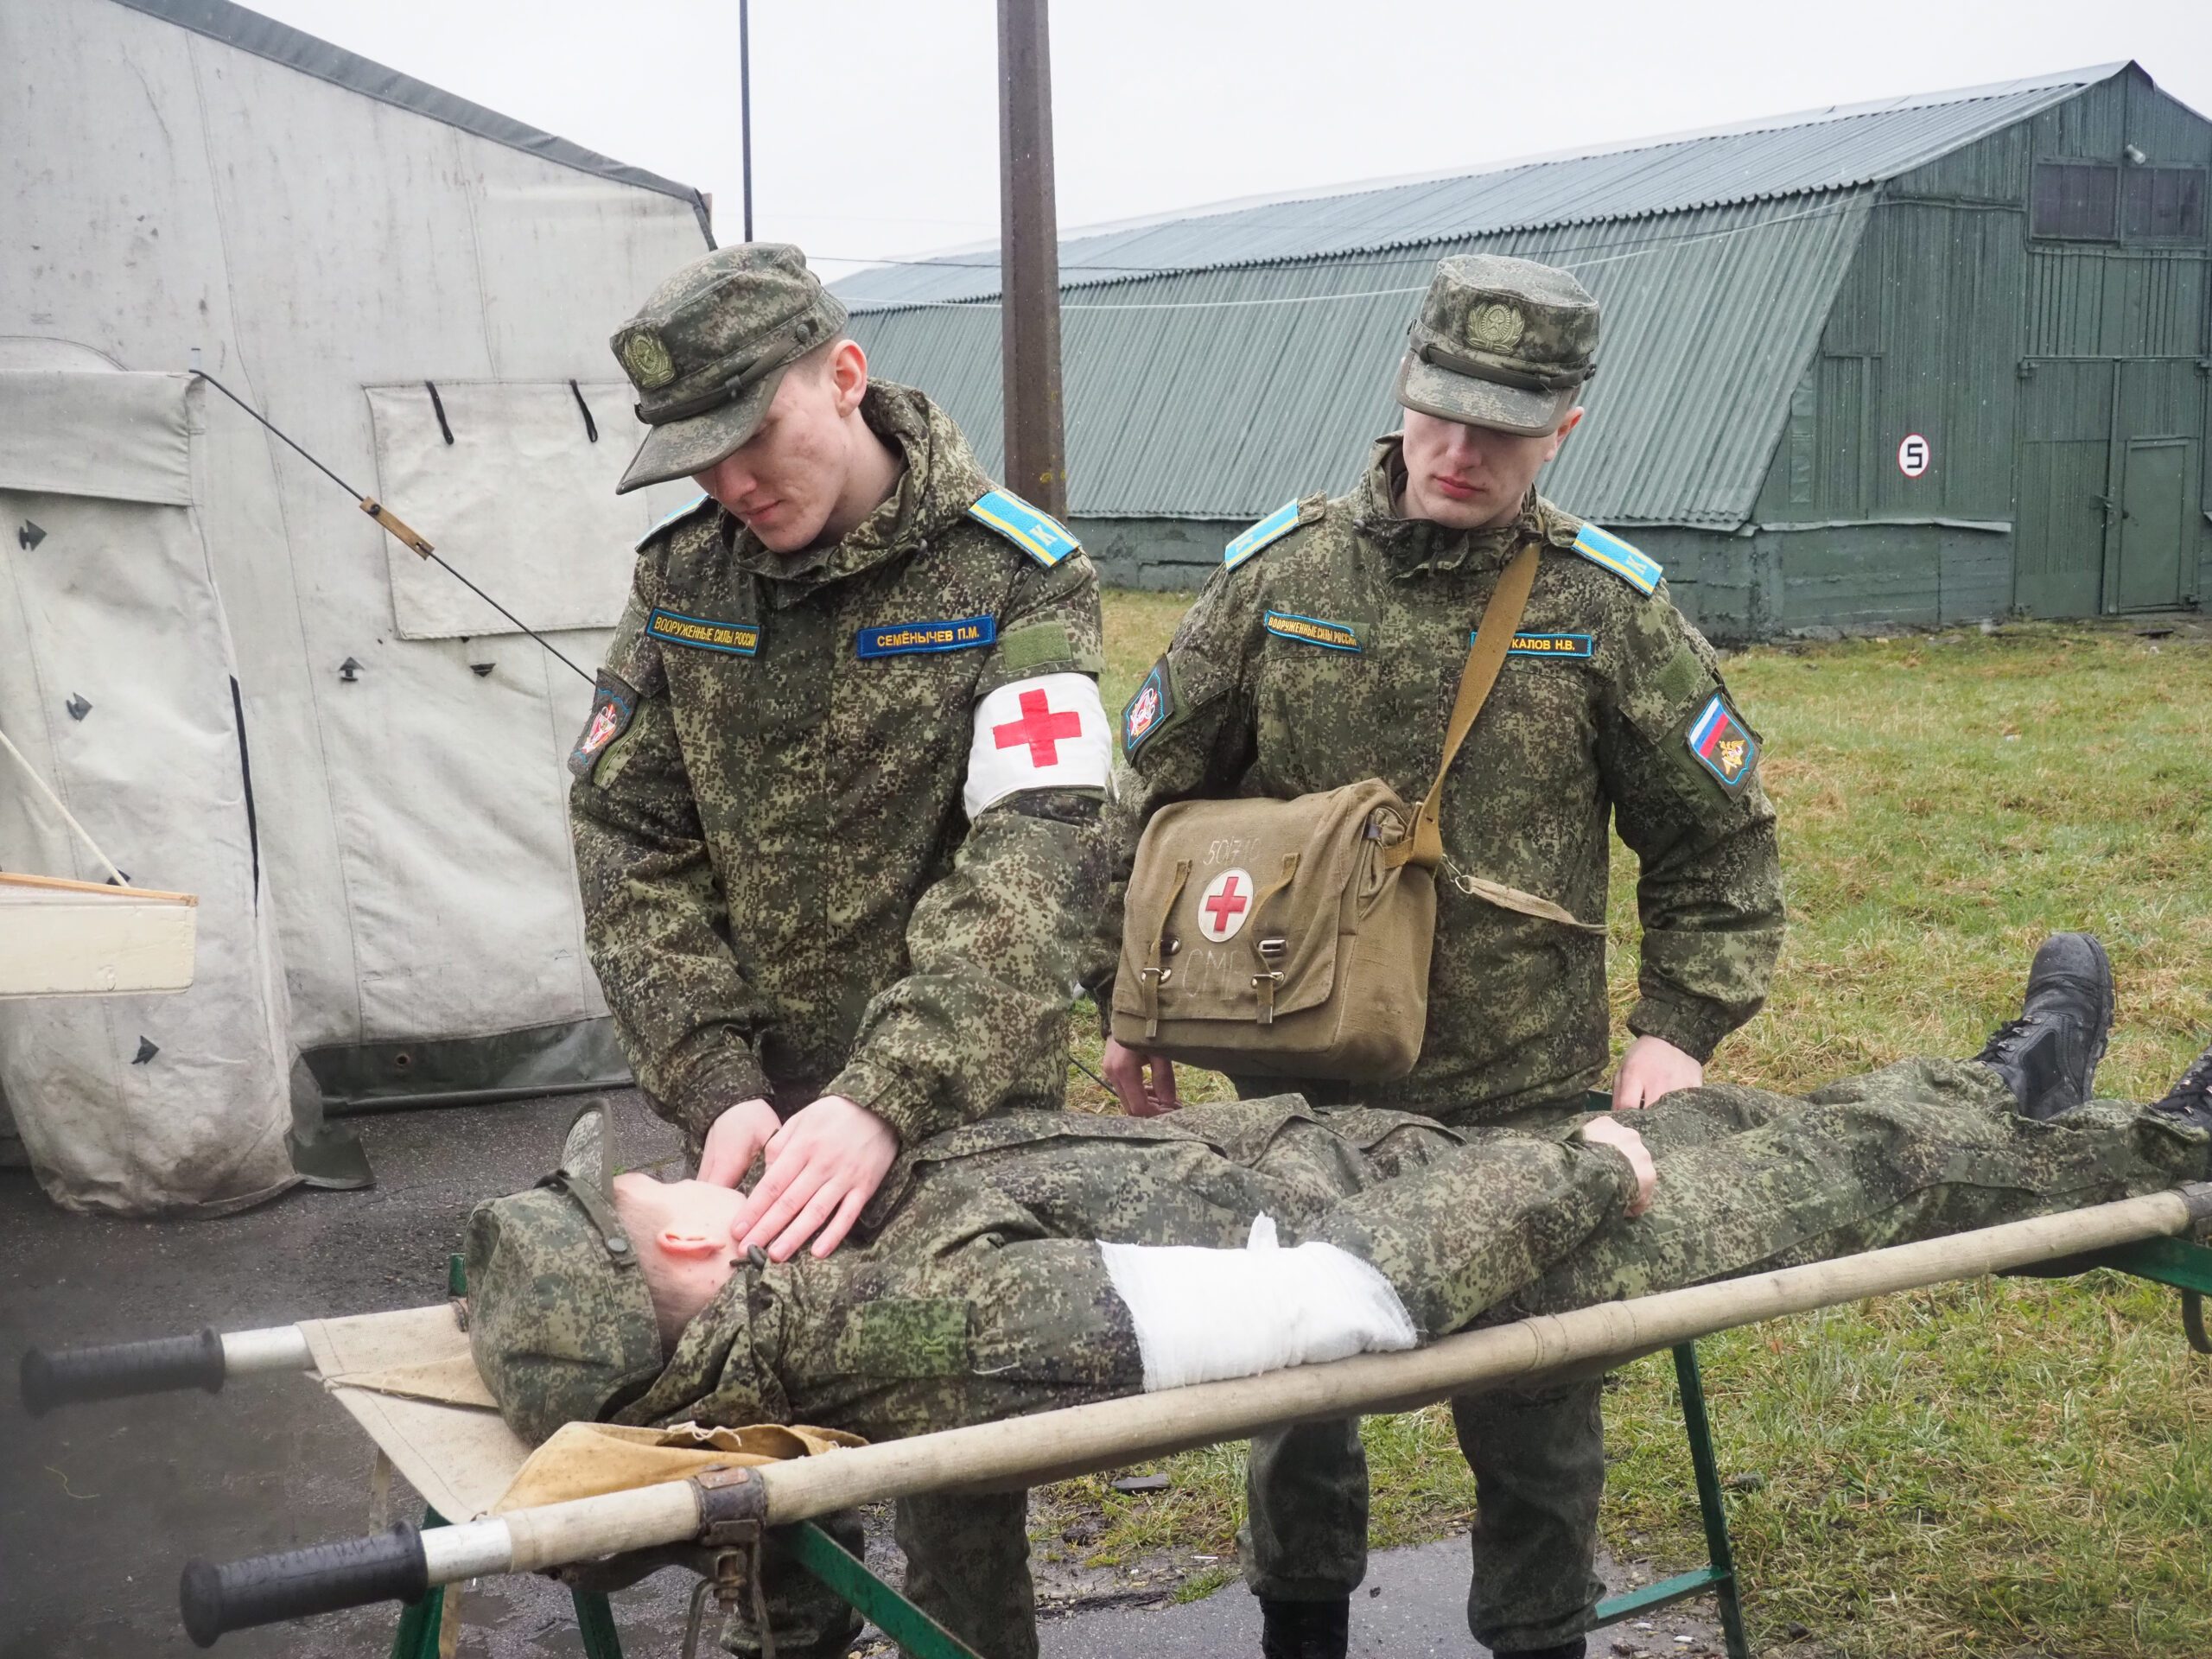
[1687,694,1758,790]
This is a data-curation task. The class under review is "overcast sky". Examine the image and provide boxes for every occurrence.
[251,0,2211,277]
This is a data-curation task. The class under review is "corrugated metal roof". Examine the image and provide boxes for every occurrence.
[836,66,2118,313]
[851,192,1875,525]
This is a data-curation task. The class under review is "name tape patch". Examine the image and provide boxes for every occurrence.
[1265,611,1363,652]
[647,607,760,656]
[1500,631,1595,658]
[857,615,997,658]
[1688,693,1758,789]
[968,489,1079,566]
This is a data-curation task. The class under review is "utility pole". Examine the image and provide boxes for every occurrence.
[739,0,754,241]
[996,0,1066,515]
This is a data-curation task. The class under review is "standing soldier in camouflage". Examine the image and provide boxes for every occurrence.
[572,243,1110,1659]
[1097,254,1788,1659]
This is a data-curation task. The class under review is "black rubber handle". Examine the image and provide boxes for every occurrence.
[19,1327,226,1415]
[180,1523,428,1646]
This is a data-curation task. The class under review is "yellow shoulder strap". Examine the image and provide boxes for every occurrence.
[1385,543,1540,873]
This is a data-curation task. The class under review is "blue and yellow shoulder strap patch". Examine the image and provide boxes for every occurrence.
[968,488,1081,567]
[636,492,715,552]
[1570,523,1663,595]
[1224,500,1305,570]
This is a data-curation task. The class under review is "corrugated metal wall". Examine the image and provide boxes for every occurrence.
[851,194,1872,528]
[1757,65,2209,620]
[1754,200,2025,526]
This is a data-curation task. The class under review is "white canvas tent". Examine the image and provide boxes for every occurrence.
[0,0,711,1212]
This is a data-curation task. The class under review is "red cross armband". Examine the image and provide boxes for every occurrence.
[963,672,1112,817]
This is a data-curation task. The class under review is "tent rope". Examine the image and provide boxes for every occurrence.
[192,370,594,687]
[0,724,129,887]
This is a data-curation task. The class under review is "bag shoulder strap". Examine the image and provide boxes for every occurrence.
[1385,541,1541,872]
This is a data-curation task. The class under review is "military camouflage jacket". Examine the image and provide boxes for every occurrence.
[570,385,1109,1147]
[1104,440,1784,1121]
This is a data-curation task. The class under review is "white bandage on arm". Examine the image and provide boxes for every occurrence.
[1099,1215,1418,1392]
[963,671,1111,817]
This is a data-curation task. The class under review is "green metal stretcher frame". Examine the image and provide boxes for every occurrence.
[391,1230,2212,1659]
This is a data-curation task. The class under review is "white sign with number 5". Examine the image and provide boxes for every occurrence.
[1897,433,1930,478]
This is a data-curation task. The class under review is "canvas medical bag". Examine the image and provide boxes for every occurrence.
[1110,545,1540,1080]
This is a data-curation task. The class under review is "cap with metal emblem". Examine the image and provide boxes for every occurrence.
[464,1102,665,1443]
[1393,254,1599,437]
[610,243,850,495]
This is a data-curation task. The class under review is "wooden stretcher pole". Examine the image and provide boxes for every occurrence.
[172,1185,2212,1642]
[745,1184,2212,1525]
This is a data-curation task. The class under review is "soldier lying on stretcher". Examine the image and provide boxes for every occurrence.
[467,936,2212,1449]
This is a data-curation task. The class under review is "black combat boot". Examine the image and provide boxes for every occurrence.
[1973,932,2113,1120]
[1259,1595,1350,1659]
[1491,1643,1587,1659]
[2146,1040,2212,1140]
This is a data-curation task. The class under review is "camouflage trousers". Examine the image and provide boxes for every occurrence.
[660,1061,2208,1657]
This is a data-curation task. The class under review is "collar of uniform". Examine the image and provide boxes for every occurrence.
[725,383,993,596]
[1351,438,1573,576]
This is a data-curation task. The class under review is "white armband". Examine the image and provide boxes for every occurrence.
[963,671,1111,817]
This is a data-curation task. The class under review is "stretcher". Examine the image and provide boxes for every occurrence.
[22,1185,2212,1659]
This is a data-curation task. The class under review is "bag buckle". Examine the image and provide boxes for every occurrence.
[1250,967,1284,1026]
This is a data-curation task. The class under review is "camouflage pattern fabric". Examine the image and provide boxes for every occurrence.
[1100,435,1787,1644]
[468,1071,2206,1656]
[1394,253,1599,436]
[571,383,1108,1149]
[1104,451,1784,1113]
[596,1064,2203,1447]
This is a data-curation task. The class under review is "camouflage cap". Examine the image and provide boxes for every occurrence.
[1393,254,1598,437]
[464,1103,664,1445]
[611,243,850,494]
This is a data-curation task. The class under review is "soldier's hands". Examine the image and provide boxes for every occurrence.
[1579,1114,1656,1217]
[1611,1034,1702,1110]
[696,1098,782,1188]
[1102,1038,1181,1117]
[729,1095,899,1262]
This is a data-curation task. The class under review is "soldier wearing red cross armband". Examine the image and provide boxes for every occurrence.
[569,245,1108,1659]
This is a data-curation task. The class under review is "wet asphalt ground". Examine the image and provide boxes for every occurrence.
[1,1091,1724,1658]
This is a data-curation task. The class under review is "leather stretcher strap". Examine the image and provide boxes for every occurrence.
[1385,543,1540,873]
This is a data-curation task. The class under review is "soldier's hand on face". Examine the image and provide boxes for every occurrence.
[1611,1034,1703,1111]
[729,1095,899,1262]
[1102,1038,1181,1117]
[696,1098,782,1188]
[1579,1114,1657,1217]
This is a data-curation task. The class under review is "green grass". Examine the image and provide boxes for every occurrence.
[1051,598,2212,1656]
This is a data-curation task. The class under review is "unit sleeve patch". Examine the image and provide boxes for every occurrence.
[1121,655,1182,759]
[968,488,1081,566]
[569,673,638,780]
[965,672,1112,817]
[1685,693,1758,791]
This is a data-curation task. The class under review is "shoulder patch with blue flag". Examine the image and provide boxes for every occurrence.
[1571,524,1663,595]
[1224,501,1304,569]
[636,493,715,551]
[857,615,996,658]
[1687,693,1758,790]
[968,489,1080,566]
